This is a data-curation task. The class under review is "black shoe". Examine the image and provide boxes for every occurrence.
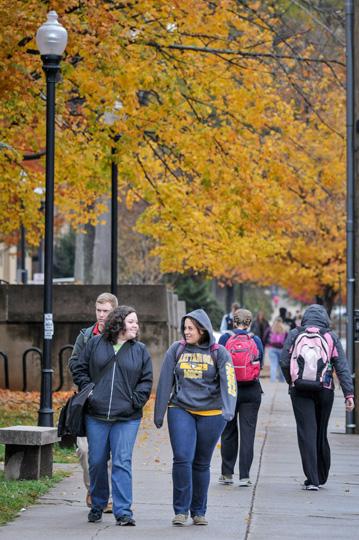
[116,515,136,526]
[88,508,102,523]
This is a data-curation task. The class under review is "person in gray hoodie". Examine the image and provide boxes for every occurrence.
[280,304,354,491]
[154,309,237,527]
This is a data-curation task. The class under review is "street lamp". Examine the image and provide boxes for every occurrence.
[110,138,120,297]
[104,105,122,297]
[345,0,355,434]
[36,11,67,427]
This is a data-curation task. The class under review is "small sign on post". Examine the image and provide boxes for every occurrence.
[44,313,54,340]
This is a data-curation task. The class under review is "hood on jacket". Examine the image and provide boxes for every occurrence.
[180,309,215,346]
[301,304,331,329]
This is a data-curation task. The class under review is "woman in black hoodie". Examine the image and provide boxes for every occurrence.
[154,309,237,526]
[280,304,354,491]
[72,305,152,526]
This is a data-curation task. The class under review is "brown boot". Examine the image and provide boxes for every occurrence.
[103,501,113,514]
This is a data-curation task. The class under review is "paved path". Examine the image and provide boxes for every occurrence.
[1,380,358,539]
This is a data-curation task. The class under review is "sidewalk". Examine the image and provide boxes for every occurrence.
[1,380,358,539]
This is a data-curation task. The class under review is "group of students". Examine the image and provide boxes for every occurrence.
[68,293,354,527]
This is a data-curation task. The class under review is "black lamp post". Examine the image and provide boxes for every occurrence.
[111,134,121,297]
[36,11,67,427]
[345,0,355,434]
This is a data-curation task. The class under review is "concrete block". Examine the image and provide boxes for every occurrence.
[0,426,59,446]
[0,426,59,480]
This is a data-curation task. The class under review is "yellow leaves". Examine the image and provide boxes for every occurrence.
[0,0,346,301]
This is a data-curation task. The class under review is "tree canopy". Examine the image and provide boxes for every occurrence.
[0,0,346,308]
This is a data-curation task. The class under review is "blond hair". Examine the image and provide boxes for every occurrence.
[271,317,286,334]
[96,292,118,309]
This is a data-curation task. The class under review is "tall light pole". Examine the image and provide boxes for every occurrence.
[104,107,122,297]
[110,134,122,297]
[36,11,67,427]
[345,0,356,434]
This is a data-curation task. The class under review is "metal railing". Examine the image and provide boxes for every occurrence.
[2,344,74,392]
[53,345,73,392]
[0,352,9,389]
[22,348,43,392]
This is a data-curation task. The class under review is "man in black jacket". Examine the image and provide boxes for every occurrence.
[69,292,118,510]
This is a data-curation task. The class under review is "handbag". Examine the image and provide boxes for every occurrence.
[58,347,118,437]
[57,382,95,437]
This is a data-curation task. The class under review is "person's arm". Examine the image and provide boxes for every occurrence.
[71,339,93,390]
[218,332,230,346]
[217,346,237,421]
[68,330,86,375]
[154,342,178,428]
[253,336,264,368]
[280,329,299,385]
[220,314,228,333]
[331,336,354,399]
[132,345,153,409]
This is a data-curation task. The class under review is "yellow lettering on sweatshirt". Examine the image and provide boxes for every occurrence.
[226,362,237,397]
[178,352,214,379]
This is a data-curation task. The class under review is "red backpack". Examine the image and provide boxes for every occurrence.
[225,333,260,382]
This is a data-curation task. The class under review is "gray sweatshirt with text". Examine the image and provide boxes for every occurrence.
[154,309,237,428]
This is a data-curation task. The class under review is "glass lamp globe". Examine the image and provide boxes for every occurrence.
[36,11,68,56]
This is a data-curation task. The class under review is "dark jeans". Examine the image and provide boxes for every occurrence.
[221,381,261,479]
[167,407,226,517]
[290,387,334,486]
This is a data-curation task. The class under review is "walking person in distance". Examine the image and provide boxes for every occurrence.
[280,304,354,491]
[267,316,287,383]
[218,308,263,487]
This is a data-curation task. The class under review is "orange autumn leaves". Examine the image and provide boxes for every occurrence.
[0,1,345,302]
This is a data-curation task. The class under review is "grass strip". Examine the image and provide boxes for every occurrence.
[0,470,69,526]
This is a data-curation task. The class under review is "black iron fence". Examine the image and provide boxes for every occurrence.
[0,351,9,389]
[0,345,74,392]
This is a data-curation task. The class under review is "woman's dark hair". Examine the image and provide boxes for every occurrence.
[186,317,209,345]
[104,305,138,344]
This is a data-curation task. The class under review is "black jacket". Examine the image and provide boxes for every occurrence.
[280,304,354,398]
[72,334,153,421]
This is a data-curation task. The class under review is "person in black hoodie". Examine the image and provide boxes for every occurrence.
[280,304,354,491]
[72,305,153,526]
[154,309,237,527]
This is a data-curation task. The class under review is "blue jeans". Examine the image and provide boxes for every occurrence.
[268,347,285,382]
[86,415,140,518]
[167,407,226,517]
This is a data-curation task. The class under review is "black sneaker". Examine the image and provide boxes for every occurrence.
[116,515,136,526]
[88,508,102,523]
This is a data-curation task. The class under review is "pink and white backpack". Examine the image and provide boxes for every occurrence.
[290,326,336,391]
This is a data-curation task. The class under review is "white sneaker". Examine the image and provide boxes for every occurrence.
[172,514,188,526]
[193,515,208,526]
[218,474,234,485]
[239,478,252,487]
[302,484,319,491]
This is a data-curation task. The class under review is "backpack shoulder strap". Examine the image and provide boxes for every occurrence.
[83,324,95,344]
[175,339,186,361]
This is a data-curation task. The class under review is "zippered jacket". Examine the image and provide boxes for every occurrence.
[154,309,237,428]
[280,304,354,398]
[72,334,153,421]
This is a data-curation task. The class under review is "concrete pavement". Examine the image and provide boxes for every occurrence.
[1,380,358,539]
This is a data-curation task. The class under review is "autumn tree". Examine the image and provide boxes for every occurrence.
[0,0,346,309]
